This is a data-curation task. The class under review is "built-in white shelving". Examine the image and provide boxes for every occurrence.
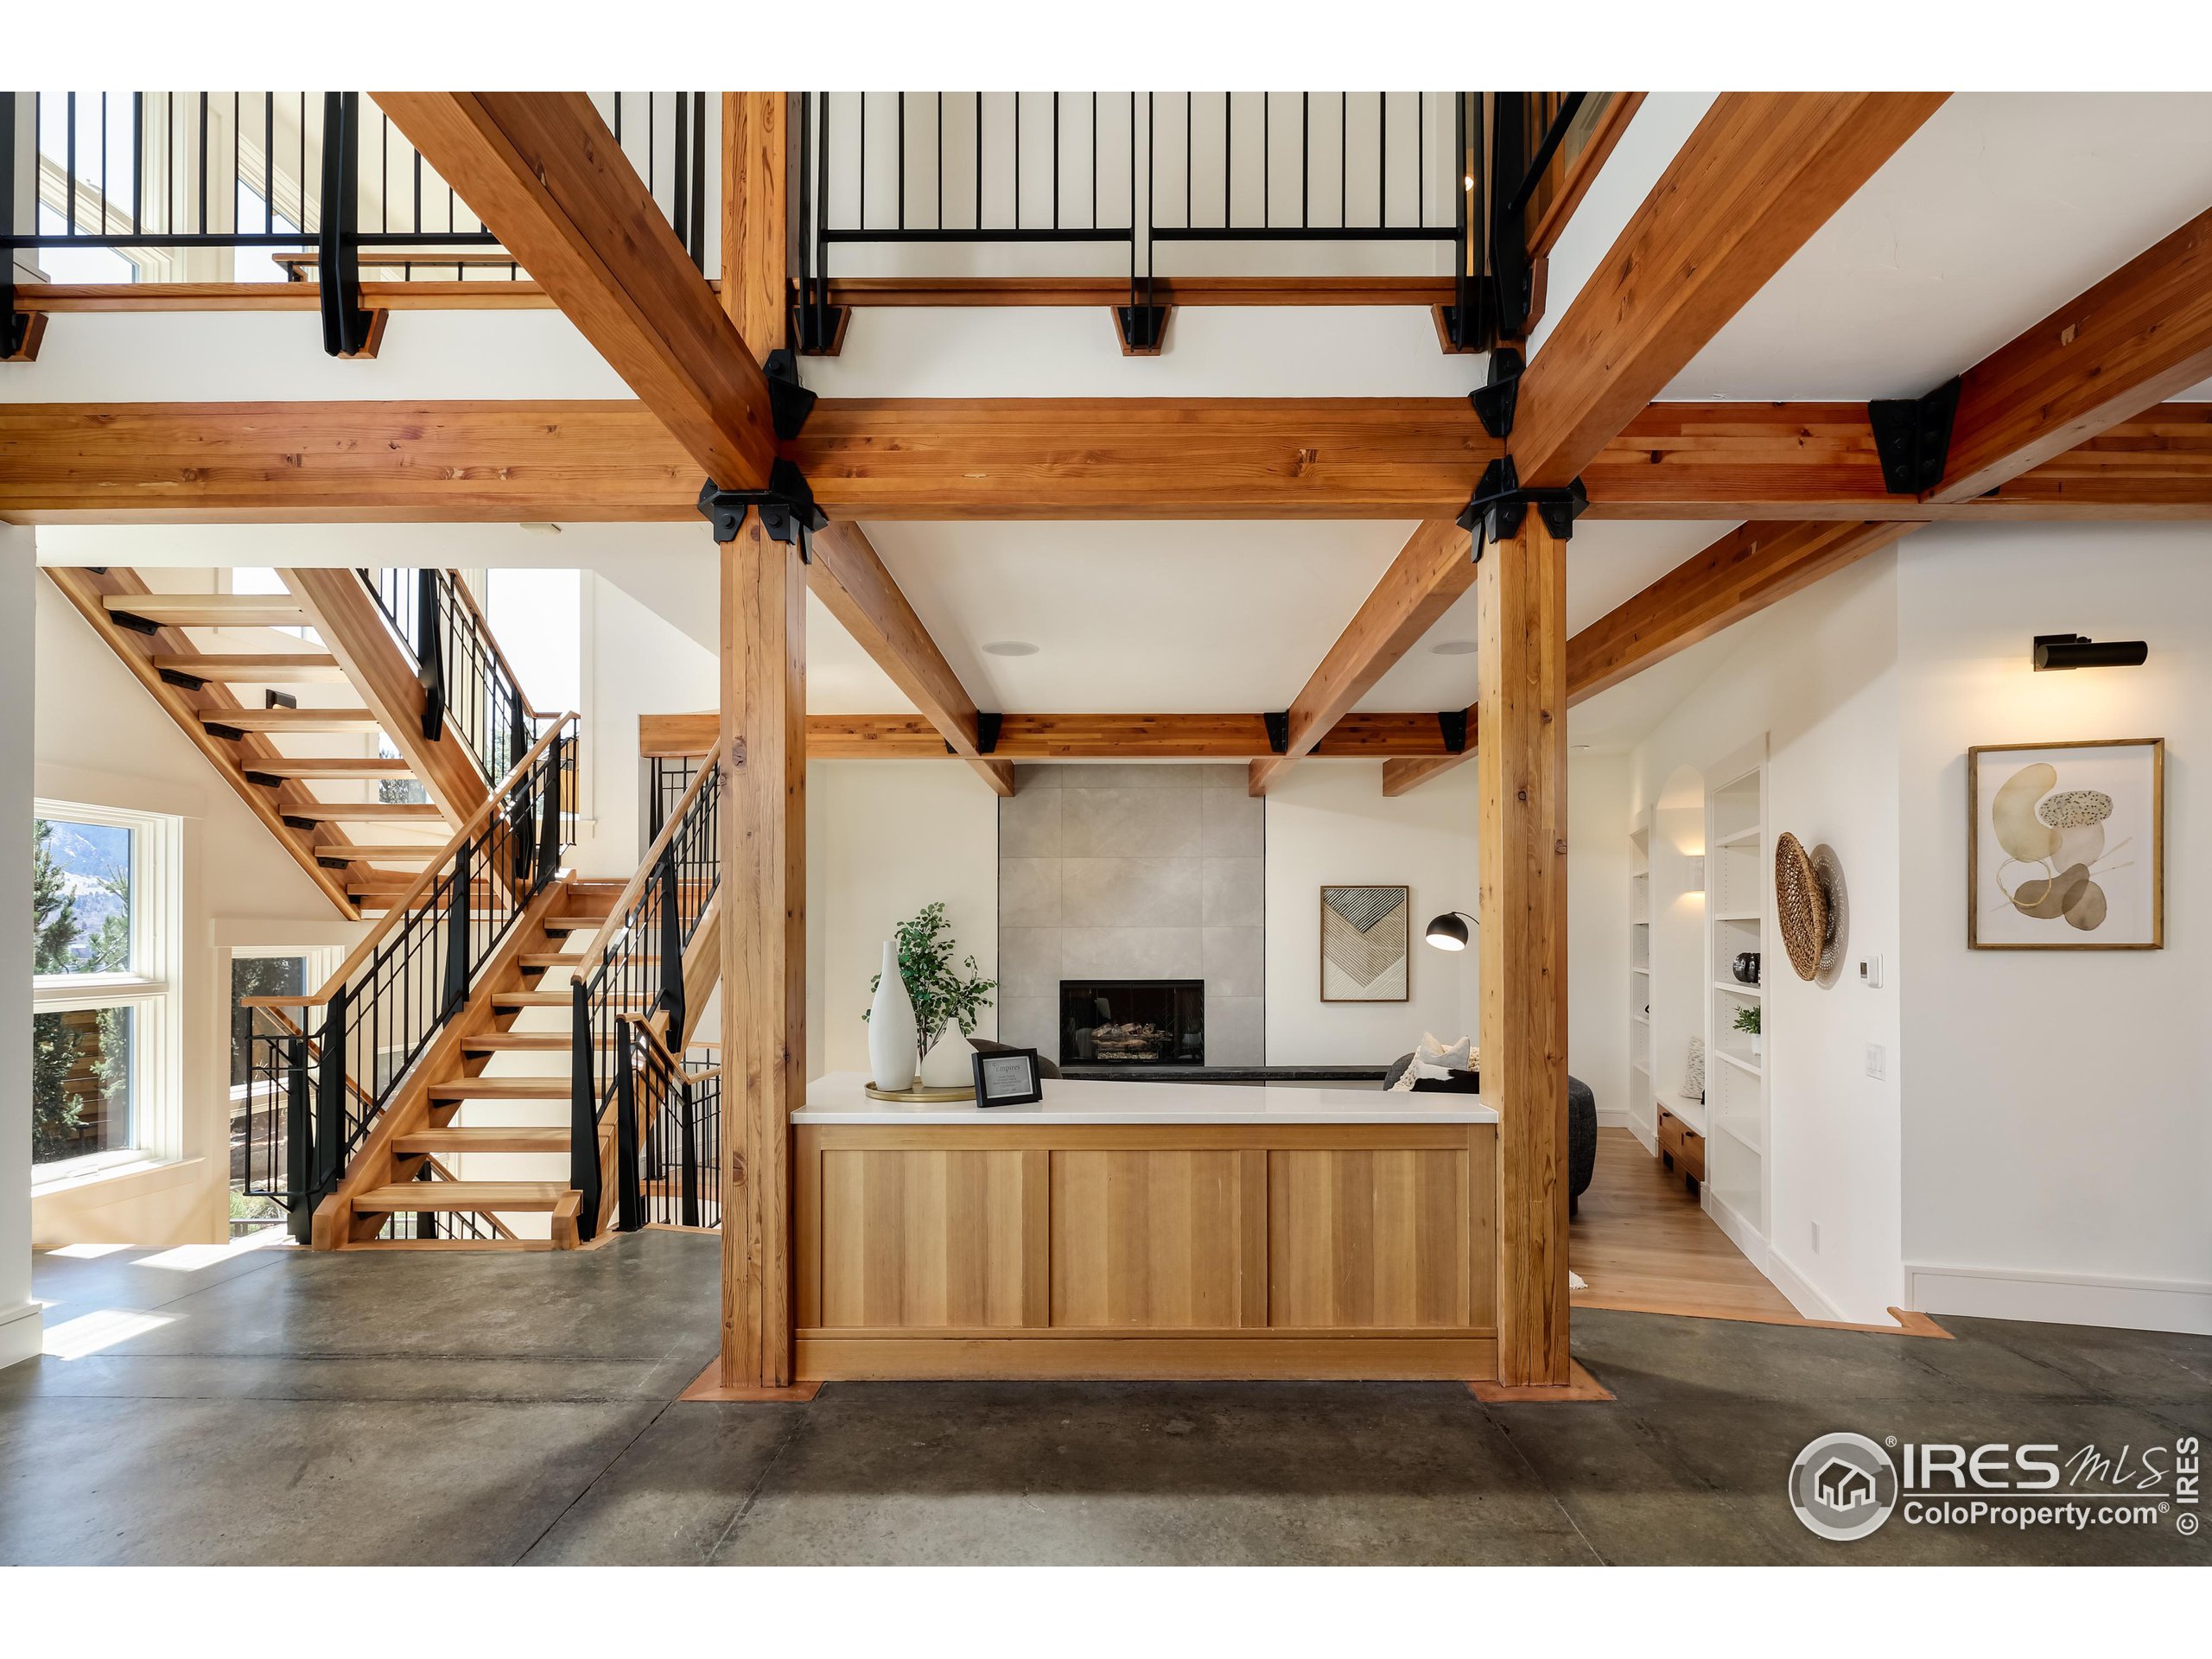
[1704,736,1770,1250]
[1628,813,1654,1139]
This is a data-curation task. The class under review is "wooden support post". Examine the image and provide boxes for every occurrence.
[721,509,806,1391]
[721,92,787,364]
[1478,515,1571,1389]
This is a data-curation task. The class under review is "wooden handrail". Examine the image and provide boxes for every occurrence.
[573,741,721,971]
[243,710,578,1008]
[437,568,543,723]
[620,1014,723,1087]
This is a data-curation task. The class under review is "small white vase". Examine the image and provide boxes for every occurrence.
[868,943,918,1090]
[1750,1033,1764,1062]
[920,1031,971,1089]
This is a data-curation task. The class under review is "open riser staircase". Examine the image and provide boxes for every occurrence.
[239,737,724,1249]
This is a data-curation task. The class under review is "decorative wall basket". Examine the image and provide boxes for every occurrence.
[1810,842,1850,987]
[1775,831,1845,982]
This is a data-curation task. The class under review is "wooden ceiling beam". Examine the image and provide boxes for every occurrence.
[1512,92,1949,489]
[373,92,777,492]
[1382,517,1917,797]
[806,521,1014,795]
[1246,520,1474,798]
[13,399,2212,524]
[1930,204,2212,502]
[640,710,1466,761]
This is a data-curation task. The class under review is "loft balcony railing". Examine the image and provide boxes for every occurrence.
[238,714,579,1242]
[359,566,548,790]
[571,743,720,1242]
[2,89,705,351]
[791,91,1620,352]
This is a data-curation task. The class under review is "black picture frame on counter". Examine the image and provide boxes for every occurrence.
[972,1046,1046,1108]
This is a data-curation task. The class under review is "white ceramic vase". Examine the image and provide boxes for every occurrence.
[868,942,918,1090]
[920,1030,971,1089]
[1750,1033,1764,1062]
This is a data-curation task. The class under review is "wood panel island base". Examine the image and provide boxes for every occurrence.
[793,1074,1500,1381]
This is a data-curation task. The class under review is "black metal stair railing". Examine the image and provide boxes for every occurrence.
[613,1022,722,1232]
[238,713,578,1242]
[571,746,721,1242]
[359,567,544,790]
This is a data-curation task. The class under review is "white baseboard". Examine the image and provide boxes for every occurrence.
[1595,1106,1632,1129]
[1702,1187,1769,1273]
[1904,1261,2212,1338]
[1764,1247,1847,1323]
[0,1300,42,1371]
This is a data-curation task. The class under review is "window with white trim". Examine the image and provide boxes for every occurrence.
[32,803,181,1176]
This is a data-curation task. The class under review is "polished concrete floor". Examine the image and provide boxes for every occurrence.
[3,1232,2205,1566]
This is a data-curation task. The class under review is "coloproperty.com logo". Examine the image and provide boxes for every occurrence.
[1789,1431,2202,1541]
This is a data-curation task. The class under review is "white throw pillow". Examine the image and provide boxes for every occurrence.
[1392,1058,1456,1092]
[1414,1032,1474,1071]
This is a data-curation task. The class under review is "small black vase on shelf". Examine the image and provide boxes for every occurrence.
[1732,951,1762,986]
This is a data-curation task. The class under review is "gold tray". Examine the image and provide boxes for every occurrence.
[864,1082,977,1103]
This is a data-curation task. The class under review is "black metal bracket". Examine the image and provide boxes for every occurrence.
[1437,709,1471,754]
[157,667,207,691]
[283,814,317,831]
[1471,347,1524,440]
[316,92,379,359]
[207,724,246,743]
[1115,304,1170,356]
[1456,456,1589,551]
[264,689,298,711]
[976,712,1002,755]
[696,460,828,559]
[763,346,817,440]
[1868,376,1961,496]
[244,772,283,790]
[1263,712,1291,755]
[110,610,162,636]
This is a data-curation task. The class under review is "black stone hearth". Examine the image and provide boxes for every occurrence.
[1060,979,1205,1067]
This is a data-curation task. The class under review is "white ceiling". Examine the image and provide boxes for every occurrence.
[1665,92,2212,401]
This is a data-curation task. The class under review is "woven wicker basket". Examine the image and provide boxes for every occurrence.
[1775,831,1827,982]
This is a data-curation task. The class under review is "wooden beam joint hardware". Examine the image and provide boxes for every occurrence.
[1868,377,1962,496]
[1458,456,1590,553]
[696,463,827,556]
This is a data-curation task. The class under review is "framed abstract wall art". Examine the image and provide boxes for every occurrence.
[1320,884,1410,1001]
[1967,739,2164,950]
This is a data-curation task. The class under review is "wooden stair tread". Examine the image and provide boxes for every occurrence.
[354,1181,570,1211]
[290,802,446,819]
[492,990,573,1007]
[427,1077,569,1100]
[202,708,383,731]
[394,1126,569,1154]
[105,594,311,626]
[464,1033,615,1051]
[240,758,416,778]
[152,652,346,682]
[326,844,443,861]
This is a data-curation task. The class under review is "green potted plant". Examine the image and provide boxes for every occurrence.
[867,902,997,1084]
[1732,1002,1762,1062]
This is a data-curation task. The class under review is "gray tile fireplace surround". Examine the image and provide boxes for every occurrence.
[997,763,1264,1066]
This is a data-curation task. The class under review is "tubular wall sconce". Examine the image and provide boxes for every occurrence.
[2034,632,2148,671]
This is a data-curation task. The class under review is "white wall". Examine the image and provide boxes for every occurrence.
[805,761,1000,1079]
[1897,524,2212,1334]
[1,531,41,1366]
[575,573,720,880]
[1567,753,1631,1128]
[1262,761,1479,1065]
[1612,551,1905,1325]
[31,574,365,1249]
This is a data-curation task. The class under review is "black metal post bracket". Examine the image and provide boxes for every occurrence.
[1868,376,1962,496]
[1456,456,1589,554]
[696,461,829,559]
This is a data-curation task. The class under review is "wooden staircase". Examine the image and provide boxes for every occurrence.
[308,877,721,1249]
[45,566,497,920]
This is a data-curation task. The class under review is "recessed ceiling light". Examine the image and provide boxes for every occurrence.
[982,641,1039,657]
[518,522,563,536]
[1430,639,1477,656]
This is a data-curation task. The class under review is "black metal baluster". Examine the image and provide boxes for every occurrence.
[615,1021,642,1232]
[285,1032,312,1243]
[416,567,446,739]
[678,1076,700,1227]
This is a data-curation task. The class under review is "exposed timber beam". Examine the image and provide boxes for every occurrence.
[373,92,777,492]
[1381,518,1919,797]
[15,399,2212,524]
[1513,92,1949,489]
[1247,520,1474,797]
[1930,204,2212,502]
[643,710,1469,762]
[806,522,1014,795]
[721,92,788,364]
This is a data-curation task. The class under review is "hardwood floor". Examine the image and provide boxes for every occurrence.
[1569,1127,1806,1323]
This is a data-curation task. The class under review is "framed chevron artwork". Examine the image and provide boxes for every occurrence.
[1319,884,1410,1003]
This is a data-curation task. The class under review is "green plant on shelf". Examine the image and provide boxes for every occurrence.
[1732,1005,1761,1035]
[865,900,997,1071]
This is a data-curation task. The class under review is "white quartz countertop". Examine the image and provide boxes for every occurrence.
[795,1071,1497,1127]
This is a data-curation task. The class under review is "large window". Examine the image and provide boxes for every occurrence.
[32,804,178,1175]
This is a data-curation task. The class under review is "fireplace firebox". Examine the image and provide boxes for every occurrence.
[1059,980,1205,1067]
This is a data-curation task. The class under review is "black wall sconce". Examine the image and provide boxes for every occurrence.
[2033,632,2147,671]
[1425,911,1478,951]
